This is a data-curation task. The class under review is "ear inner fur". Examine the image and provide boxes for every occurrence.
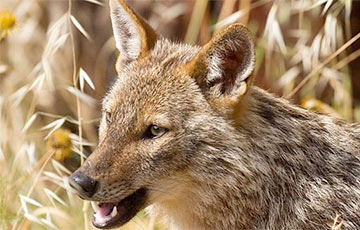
[184,24,255,101]
[110,0,157,60]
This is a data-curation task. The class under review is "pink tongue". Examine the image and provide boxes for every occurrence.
[98,203,116,217]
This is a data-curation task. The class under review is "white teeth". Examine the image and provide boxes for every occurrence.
[91,201,100,212]
[110,206,117,218]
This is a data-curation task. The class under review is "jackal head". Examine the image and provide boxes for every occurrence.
[69,0,255,228]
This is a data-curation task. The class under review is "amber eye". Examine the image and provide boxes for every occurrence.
[143,125,167,139]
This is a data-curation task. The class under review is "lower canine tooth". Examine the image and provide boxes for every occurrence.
[91,201,100,212]
[111,206,117,218]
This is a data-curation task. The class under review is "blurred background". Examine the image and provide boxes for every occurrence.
[0,0,360,229]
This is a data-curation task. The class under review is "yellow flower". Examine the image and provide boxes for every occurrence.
[46,128,73,161]
[0,11,16,39]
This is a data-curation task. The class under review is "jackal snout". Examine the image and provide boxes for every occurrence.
[69,170,98,198]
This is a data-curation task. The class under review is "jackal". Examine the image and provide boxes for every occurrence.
[69,0,360,229]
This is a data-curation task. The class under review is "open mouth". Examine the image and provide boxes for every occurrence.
[91,188,147,229]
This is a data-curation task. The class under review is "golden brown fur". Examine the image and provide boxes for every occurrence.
[70,0,360,229]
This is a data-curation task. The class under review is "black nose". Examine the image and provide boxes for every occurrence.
[69,171,98,198]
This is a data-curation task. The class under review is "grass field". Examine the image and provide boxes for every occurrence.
[0,0,359,229]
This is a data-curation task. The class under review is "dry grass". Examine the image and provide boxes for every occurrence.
[0,0,359,229]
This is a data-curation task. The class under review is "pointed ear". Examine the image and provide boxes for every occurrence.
[185,24,255,105]
[109,0,158,63]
